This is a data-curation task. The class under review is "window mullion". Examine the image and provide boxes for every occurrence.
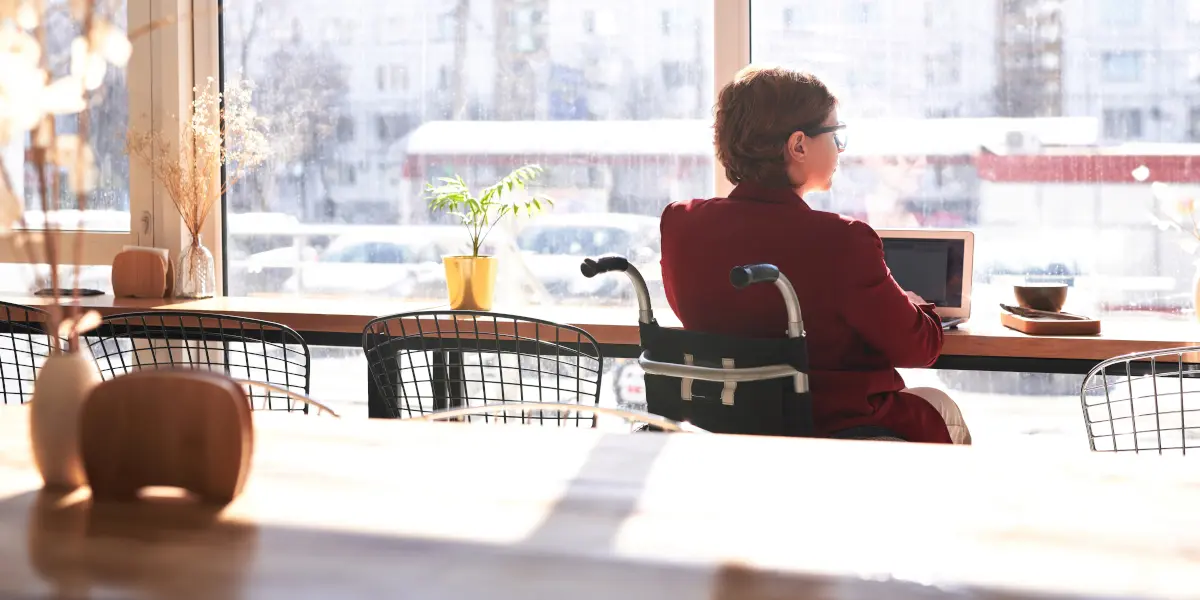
[713,0,750,197]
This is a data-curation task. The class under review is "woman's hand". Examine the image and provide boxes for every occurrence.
[904,290,927,305]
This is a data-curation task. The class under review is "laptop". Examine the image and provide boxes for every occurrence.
[876,229,974,330]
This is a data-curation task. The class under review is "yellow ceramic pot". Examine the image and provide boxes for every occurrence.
[443,256,498,311]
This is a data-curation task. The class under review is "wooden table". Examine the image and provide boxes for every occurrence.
[2,405,1199,599]
[6,294,1200,364]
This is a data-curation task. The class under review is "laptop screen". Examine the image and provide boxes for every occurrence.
[881,238,966,308]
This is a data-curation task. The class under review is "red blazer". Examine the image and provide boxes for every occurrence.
[659,182,952,443]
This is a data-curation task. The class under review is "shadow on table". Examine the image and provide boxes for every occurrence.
[7,488,258,599]
[0,433,1110,599]
[521,431,671,551]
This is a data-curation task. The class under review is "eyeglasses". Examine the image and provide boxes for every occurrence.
[800,122,848,151]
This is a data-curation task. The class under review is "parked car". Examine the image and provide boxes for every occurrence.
[226,212,305,260]
[972,229,1090,290]
[284,227,462,298]
[515,213,665,305]
[227,245,318,295]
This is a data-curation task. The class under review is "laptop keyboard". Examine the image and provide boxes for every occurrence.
[942,317,964,330]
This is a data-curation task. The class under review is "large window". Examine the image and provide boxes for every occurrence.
[2,0,131,224]
[221,0,714,309]
[746,0,1200,432]
[0,0,135,291]
[751,0,1200,321]
[201,1,1200,441]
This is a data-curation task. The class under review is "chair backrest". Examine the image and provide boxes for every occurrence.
[1081,347,1200,455]
[88,311,311,412]
[0,301,54,405]
[362,310,603,425]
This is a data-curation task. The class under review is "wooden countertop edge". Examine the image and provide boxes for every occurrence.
[941,333,1200,361]
[5,295,1200,360]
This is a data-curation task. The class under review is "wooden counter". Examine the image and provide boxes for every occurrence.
[5,294,1200,361]
[2,405,1199,599]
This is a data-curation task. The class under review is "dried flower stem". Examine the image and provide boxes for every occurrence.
[31,14,64,354]
[127,77,268,243]
[63,1,99,352]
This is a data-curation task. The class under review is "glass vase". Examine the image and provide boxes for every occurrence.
[176,234,216,299]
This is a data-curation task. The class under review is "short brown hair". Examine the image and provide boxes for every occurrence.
[714,65,837,187]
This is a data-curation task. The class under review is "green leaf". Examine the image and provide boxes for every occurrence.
[426,164,550,234]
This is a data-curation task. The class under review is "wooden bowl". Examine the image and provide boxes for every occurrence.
[1013,283,1069,312]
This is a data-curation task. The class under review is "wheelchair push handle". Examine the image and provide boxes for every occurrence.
[729,264,780,289]
[581,254,654,324]
[729,263,805,339]
[580,255,630,278]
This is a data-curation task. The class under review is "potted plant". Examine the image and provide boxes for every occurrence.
[425,165,550,310]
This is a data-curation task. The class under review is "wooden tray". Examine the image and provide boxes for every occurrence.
[1000,311,1101,336]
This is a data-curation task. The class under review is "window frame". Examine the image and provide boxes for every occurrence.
[0,0,158,268]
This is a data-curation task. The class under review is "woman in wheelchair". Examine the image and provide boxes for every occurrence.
[658,65,971,444]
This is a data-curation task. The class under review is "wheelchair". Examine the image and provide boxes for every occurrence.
[580,255,814,437]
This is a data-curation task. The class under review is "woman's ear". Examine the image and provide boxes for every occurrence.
[785,131,807,161]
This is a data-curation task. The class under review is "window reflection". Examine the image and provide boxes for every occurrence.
[222,0,713,306]
[752,0,1200,318]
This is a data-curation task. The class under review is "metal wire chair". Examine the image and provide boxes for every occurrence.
[1081,347,1200,455]
[236,378,340,418]
[362,310,603,426]
[0,301,54,405]
[88,312,312,413]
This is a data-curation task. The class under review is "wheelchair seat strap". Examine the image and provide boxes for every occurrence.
[720,358,736,405]
[680,354,694,401]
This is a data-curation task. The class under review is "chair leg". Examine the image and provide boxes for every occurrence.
[447,350,465,410]
[366,349,392,419]
[432,351,449,412]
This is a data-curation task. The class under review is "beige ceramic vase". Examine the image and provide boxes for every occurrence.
[29,350,101,490]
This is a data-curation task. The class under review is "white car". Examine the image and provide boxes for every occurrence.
[284,227,462,298]
[515,213,665,306]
